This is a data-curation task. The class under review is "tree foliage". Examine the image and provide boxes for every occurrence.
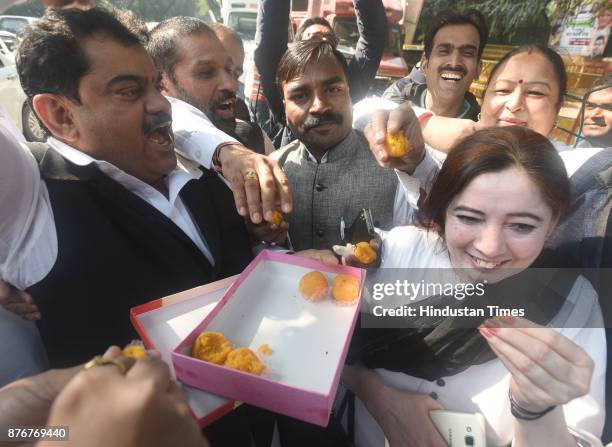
[415,0,609,45]
[4,0,215,21]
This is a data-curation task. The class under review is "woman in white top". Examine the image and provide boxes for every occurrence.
[341,125,605,447]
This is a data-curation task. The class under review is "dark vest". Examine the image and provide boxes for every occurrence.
[271,130,398,251]
[26,144,253,367]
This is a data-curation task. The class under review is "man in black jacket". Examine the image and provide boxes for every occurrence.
[383,9,488,121]
[13,7,254,368]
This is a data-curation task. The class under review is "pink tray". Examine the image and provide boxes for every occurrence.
[172,250,364,427]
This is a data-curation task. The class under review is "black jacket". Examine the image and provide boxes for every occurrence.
[26,144,253,367]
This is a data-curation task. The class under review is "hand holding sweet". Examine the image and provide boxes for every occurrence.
[481,316,594,413]
[363,102,425,175]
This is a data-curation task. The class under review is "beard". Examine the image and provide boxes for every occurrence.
[173,83,236,134]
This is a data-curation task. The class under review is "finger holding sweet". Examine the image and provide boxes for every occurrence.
[480,316,594,412]
[218,144,292,224]
[364,103,425,174]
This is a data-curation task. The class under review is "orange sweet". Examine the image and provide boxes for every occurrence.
[123,343,147,359]
[258,344,272,356]
[270,210,283,225]
[224,347,266,375]
[332,274,360,304]
[299,270,329,301]
[192,331,233,365]
[385,132,410,158]
[354,242,377,265]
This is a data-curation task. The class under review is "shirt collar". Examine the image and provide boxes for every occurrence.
[47,137,202,206]
[301,129,358,164]
[420,88,471,119]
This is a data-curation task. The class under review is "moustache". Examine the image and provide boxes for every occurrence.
[302,112,344,131]
[143,111,173,135]
[585,116,607,127]
[438,65,468,76]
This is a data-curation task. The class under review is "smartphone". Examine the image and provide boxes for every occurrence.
[429,410,486,447]
[341,208,376,244]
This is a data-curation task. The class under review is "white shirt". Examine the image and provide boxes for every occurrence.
[353,226,605,447]
[167,96,238,168]
[1,135,216,291]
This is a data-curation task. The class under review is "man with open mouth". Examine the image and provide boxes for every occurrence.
[383,9,488,121]
[148,18,274,157]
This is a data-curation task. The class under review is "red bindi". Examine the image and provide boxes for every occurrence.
[518,79,524,84]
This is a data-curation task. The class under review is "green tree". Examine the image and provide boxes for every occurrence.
[415,0,607,46]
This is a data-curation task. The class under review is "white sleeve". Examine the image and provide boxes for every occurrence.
[352,97,432,132]
[556,277,606,446]
[168,96,239,168]
[0,125,56,289]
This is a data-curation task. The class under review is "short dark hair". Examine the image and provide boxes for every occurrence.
[486,44,567,109]
[114,8,149,44]
[419,126,570,236]
[276,36,348,95]
[295,16,333,41]
[17,7,141,104]
[147,16,216,84]
[423,9,489,61]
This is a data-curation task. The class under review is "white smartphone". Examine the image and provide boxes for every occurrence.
[429,410,487,447]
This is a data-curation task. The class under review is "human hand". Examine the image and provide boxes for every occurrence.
[218,144,292,224]
[343,366,446,447]
[0,280,40,321]
[295,249,339,266]
[246,219,290,246]
[363,102,425,175]
[481,316,594,413]
[421,116,480,153]
[42,351,208,447]
[332,237,381,268]
[0,346,122,434]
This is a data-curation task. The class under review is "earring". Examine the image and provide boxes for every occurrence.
[477,112,481,122]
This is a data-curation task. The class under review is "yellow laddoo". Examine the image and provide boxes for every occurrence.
[258,344,273,356]
[270,210,283,225]
[123,343,147,359]
[299,270,329,301]
[332,274,360,304]
[354,242,377,265]
[224,347,266,375]
[192,331,233,365]
[385,133,410,158]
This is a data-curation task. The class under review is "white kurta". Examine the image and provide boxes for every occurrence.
[353,226,605,447]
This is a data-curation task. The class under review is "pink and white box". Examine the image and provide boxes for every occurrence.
[172,250,364,427]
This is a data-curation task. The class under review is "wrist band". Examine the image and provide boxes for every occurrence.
[509,389,556,420]
[212,142,236,174]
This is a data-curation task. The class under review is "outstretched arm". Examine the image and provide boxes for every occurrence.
[348,0,387,102]
[254,0,290,123]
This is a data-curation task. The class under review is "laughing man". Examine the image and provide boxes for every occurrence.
[383,9,488,121]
